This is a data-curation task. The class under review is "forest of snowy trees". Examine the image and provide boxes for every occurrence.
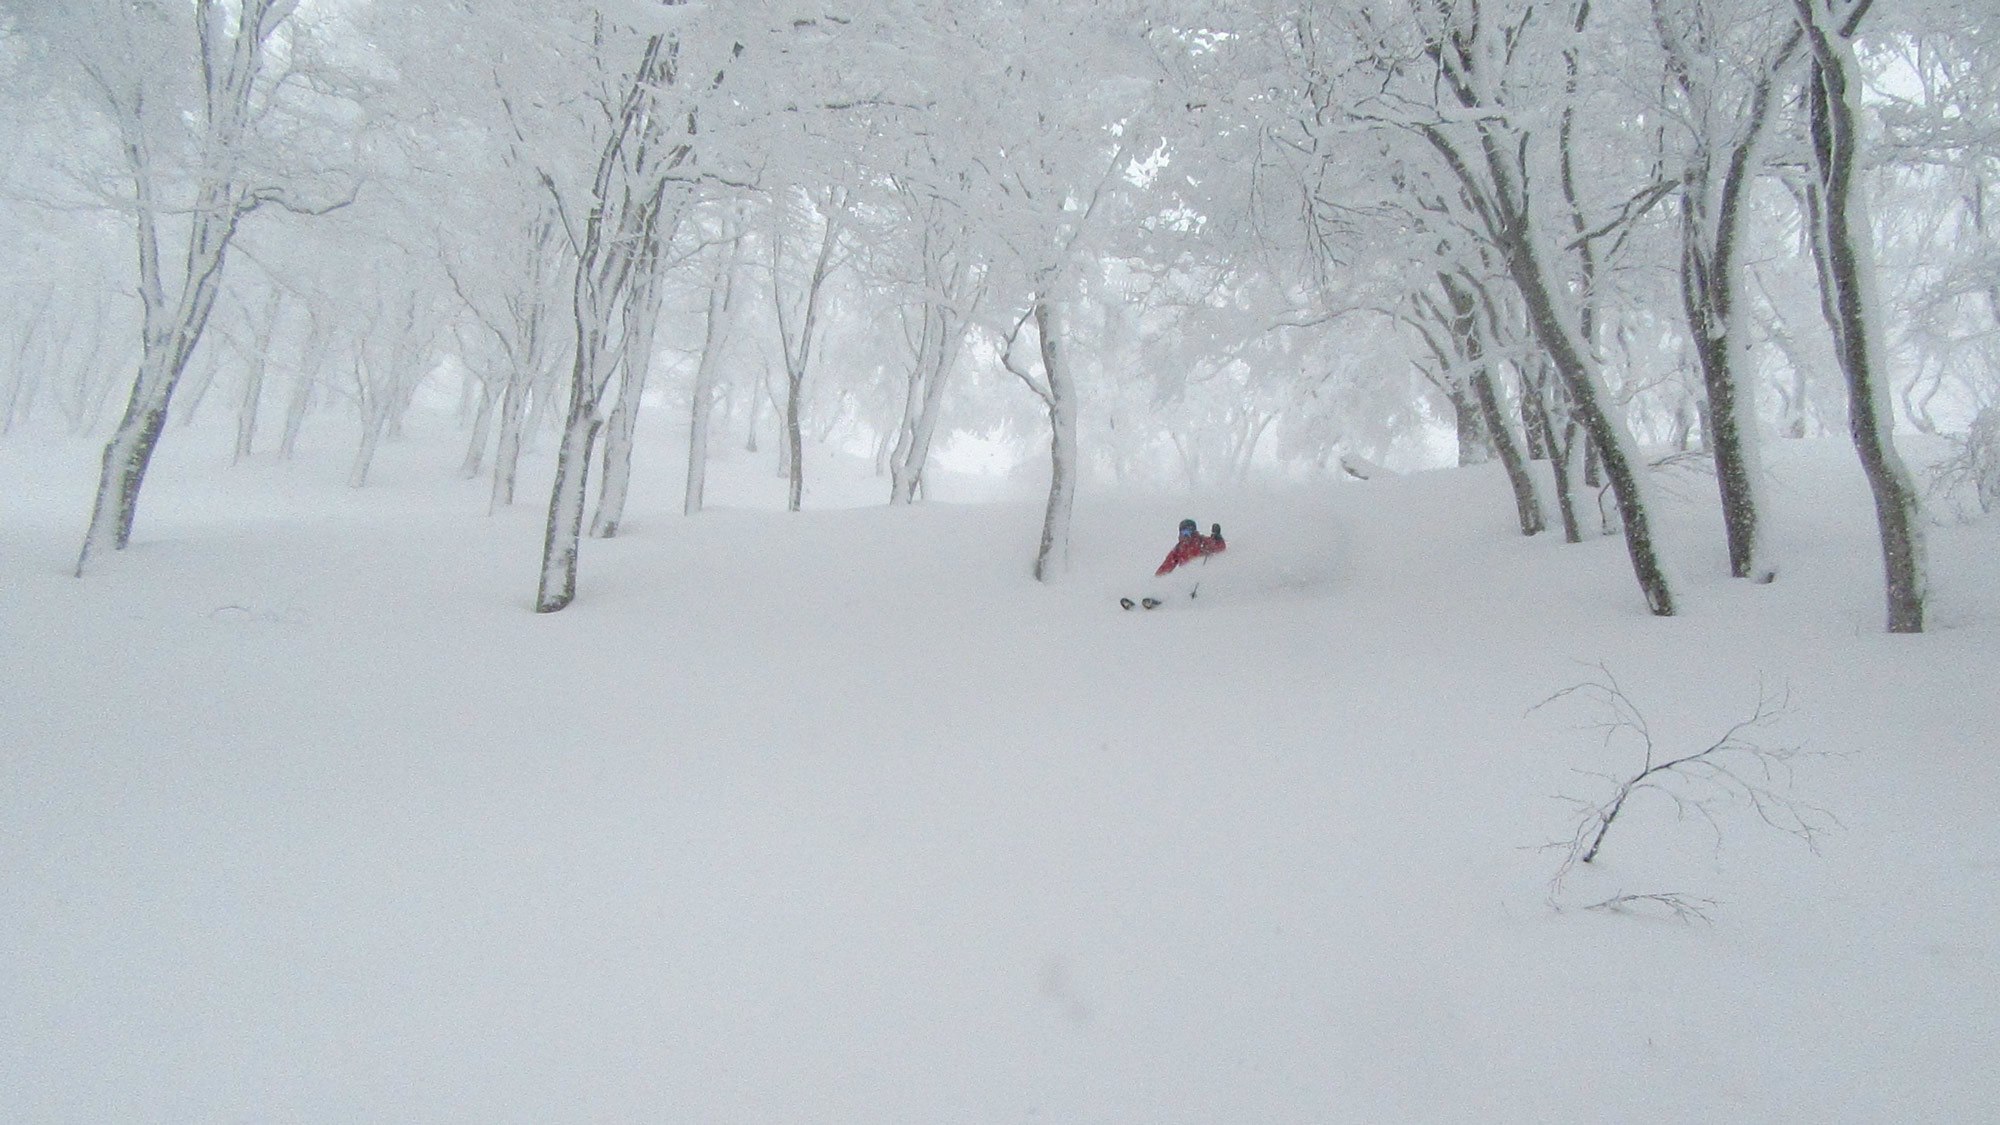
[1,0,1995,626]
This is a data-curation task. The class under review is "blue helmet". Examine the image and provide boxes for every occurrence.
[1178,518,1198,537]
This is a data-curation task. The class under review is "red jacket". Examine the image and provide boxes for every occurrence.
[1156,533,1226,575]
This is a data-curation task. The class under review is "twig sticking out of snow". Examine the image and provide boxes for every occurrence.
[1580,892,1718,925]
[1535,664,1839,911]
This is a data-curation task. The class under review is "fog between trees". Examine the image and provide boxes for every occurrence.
[2,0,1994,625]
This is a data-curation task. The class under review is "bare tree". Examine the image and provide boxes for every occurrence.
[1434,270,1546,536]
[1002,298,1081,582]
[535,29,695,613]
[686,222,745,516]
[1654,0,1802,583]
[346,289,438,489]
[886,185,986,505]
[231,286,285,463]
[69,0,348,575]
[590,218,673,539]
[1285,0,1680,613]
[769,187,851,514]
[1793,0,1928,632]
[440,204,569,512]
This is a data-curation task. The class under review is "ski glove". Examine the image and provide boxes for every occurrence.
[1211,523,1224,544]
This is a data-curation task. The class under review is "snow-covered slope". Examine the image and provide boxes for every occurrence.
[4,422,1996,1122]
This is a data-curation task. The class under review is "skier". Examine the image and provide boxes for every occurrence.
[1122,518,1226,609]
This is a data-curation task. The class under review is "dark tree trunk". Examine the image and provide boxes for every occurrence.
[1796,0,1925,632]
[1417,112,1677,612]
[1450,380,1492,466]
[1546,404,1585,544]
[1473,369,1545,536]
[536,384,602,613]
[534,31,681,612]
[785,371,805,512]
[1440,272,1544,535]
[1664,18,1797,582]
[1522,375,1552,460]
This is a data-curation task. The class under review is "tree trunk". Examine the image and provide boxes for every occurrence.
[891,314,974,504]
[532,30,684,611]
[785,371,805,511]
[1439,272,1543,535]
[1546,406,1585,545]
[592,373,641,537]
[770,191,846,513]
[1429,121,1677,613]
[1527,363,1585,544]
[889,307,942,505]
[233,351,266,463]
[349,413,384,488]
[1521,369,1552,460]
[1684,223,1769,579]
[536,273,626,611]
[592,267,663,539]
[79,269,227,572]
[1032,300,1076,582]
[1664,19,1796,582]
[0,293,52,433]
[76,0,296,575]
[536,390,602,613]
[489,312,548,511]
[79,379,174,572]
[1796,0,1925,632]
[490,377,527,512]
[460,380,495,479]
[280,352,315,459]
[1472,367,1545,536]
[349,356,384,489]
[1449,379,1490,466]
[685,237,741,516]
[176,342,228,428]
[743,382,762,454]
[889,242,979,505]
[1971,407,2000,514]
[1555,3,1610,514]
